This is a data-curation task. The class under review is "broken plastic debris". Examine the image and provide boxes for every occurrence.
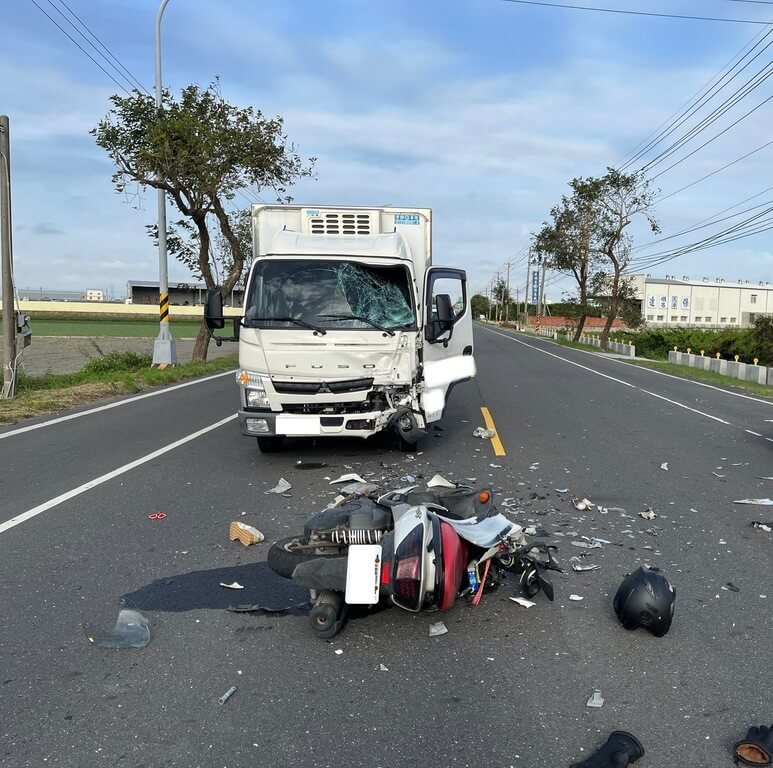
[219,581,244,590]
[229,521,264,547]
[571,540,601,549]
[472,427,496,439]
[510,597,536,608]
[751,522,772,532]
[639,509,657,520]
[330,473,366,485]
[723,582,741,593]
[265,478,291,494]
[427,474,456,489]
[569,594,584,601]
[586,689,604,708]
[379,663,388,671]
[340,481,380,496]
[400,475,417,483]
[218,686,237,705]
[429,621,448,637]
[572,497,594,511]
[660,462,669,471]
[712,471,726,478]
[555,488,569,493]
[734,498,773,505]
[524,525,537,536]
[88,609,150,649]
[757,476,773,480]
[572,563,601,572]
[334,649,343,655]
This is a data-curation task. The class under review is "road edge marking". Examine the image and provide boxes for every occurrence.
[480,406,506,456]
[0,414,237,534]
[0,369,237,441]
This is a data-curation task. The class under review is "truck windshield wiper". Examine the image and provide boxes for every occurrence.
[317,314,396,336]
[242,316,326,335]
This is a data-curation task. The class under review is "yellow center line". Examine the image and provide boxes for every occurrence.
[480,406,506,456]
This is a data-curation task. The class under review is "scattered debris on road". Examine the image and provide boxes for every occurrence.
[427,474,456,489]
[722,582,740,593]
[378,663,388,671]
[88,609,150,649]
[219,581,245,590]
[751,521,772,532]
[586,689,604,708]
[572,497,594,511]
[733,724,773,766]
[510,596,536,608]
[295,461,327,470]
[265,478,292,495]
[570,731,644,768]
[735,498,773,505]
[640,508,657,520]
[147,512,166,521]
[330,473,366,485]
[218,686,237,705]
[229,521,264,547]
[472,427,496,439]
[569,594,584,601]
[660,462,669,471]
[572,563,601,572]
[429,621,448,637]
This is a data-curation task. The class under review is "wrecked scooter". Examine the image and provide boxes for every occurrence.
[267,486,561,638]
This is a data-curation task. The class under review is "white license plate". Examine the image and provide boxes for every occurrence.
[345,544,382,605]
[275,415,320,435]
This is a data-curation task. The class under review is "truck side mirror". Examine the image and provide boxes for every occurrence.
[205,288,224,330]
[426,293,455,343]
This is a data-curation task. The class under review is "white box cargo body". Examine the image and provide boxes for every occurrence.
[206,204,476,453]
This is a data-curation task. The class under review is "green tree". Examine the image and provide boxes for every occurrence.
[92,79,315,361]
[589,272,645,330]
[471,293,490,319]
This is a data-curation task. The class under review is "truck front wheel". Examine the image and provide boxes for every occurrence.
[257,436,284,453]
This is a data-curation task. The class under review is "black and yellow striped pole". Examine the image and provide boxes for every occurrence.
[151,0,177,368]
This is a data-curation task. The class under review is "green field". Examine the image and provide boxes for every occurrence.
[1,317,205,337]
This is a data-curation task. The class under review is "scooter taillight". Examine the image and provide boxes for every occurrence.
[391,522,424,612]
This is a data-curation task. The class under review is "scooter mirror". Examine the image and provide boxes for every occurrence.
[537,572,555,602]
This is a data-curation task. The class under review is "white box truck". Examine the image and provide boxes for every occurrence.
[205,204,475,452]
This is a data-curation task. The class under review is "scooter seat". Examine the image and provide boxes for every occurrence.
[438,521,468,612]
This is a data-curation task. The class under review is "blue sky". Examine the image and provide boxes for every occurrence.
[1,0,772,301]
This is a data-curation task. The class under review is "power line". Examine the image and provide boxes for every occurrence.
[657,139,773,201]
[498,0,773,25]
[620,30,773,171]
[50,0,150,94]
[27,0,132,94]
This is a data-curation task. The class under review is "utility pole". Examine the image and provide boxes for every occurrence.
[523,248,531,329]
[504,260,511,323]
[152,0,177,367]
[1,115,17,398]
[488,279,496,321]
[537,257,547,317]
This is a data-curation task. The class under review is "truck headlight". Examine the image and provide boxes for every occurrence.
[237,370,271,408]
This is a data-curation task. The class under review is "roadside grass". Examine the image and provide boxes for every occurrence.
[0,352,238,425]
[1,317,205,337]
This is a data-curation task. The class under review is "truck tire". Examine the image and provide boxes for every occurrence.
[257,436,284,453]
[267,537,339,579]
[398,433,419,453]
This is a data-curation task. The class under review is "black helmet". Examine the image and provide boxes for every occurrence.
[613,565,675,637]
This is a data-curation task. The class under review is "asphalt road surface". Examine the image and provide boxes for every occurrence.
[1,325,771,768]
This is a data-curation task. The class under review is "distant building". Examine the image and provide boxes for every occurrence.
[126,280,245,307]
[85,289,105,302]
[631,274,772,328]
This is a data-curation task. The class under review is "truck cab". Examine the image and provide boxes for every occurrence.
[206,205,475,452]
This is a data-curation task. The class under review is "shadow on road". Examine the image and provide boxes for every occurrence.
[121,562,309,614]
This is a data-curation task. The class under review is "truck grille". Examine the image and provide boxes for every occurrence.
[273,377,374,395]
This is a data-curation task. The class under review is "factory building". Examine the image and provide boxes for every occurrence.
[630,274,772,328]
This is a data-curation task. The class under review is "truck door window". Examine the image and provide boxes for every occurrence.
[429,276,466,322]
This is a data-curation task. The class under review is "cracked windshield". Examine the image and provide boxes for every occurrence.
[245,260,415,330]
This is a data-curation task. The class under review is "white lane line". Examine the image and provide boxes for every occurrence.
[480,326,739,427]
[0,369,236,441]
[484,328,636,388]
[0,414,237,534]
[612,358,773,407]
[639,390,730,424]
[746,429,763,437]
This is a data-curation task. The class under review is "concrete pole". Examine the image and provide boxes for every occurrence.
[152,0,177,366]
[523,248,531,328]
[1,115,17,398]
[505,260,511,323]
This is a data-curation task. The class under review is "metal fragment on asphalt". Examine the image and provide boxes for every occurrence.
[572,563,601,572]
[734,499,773,505]
[218,686,237,705]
